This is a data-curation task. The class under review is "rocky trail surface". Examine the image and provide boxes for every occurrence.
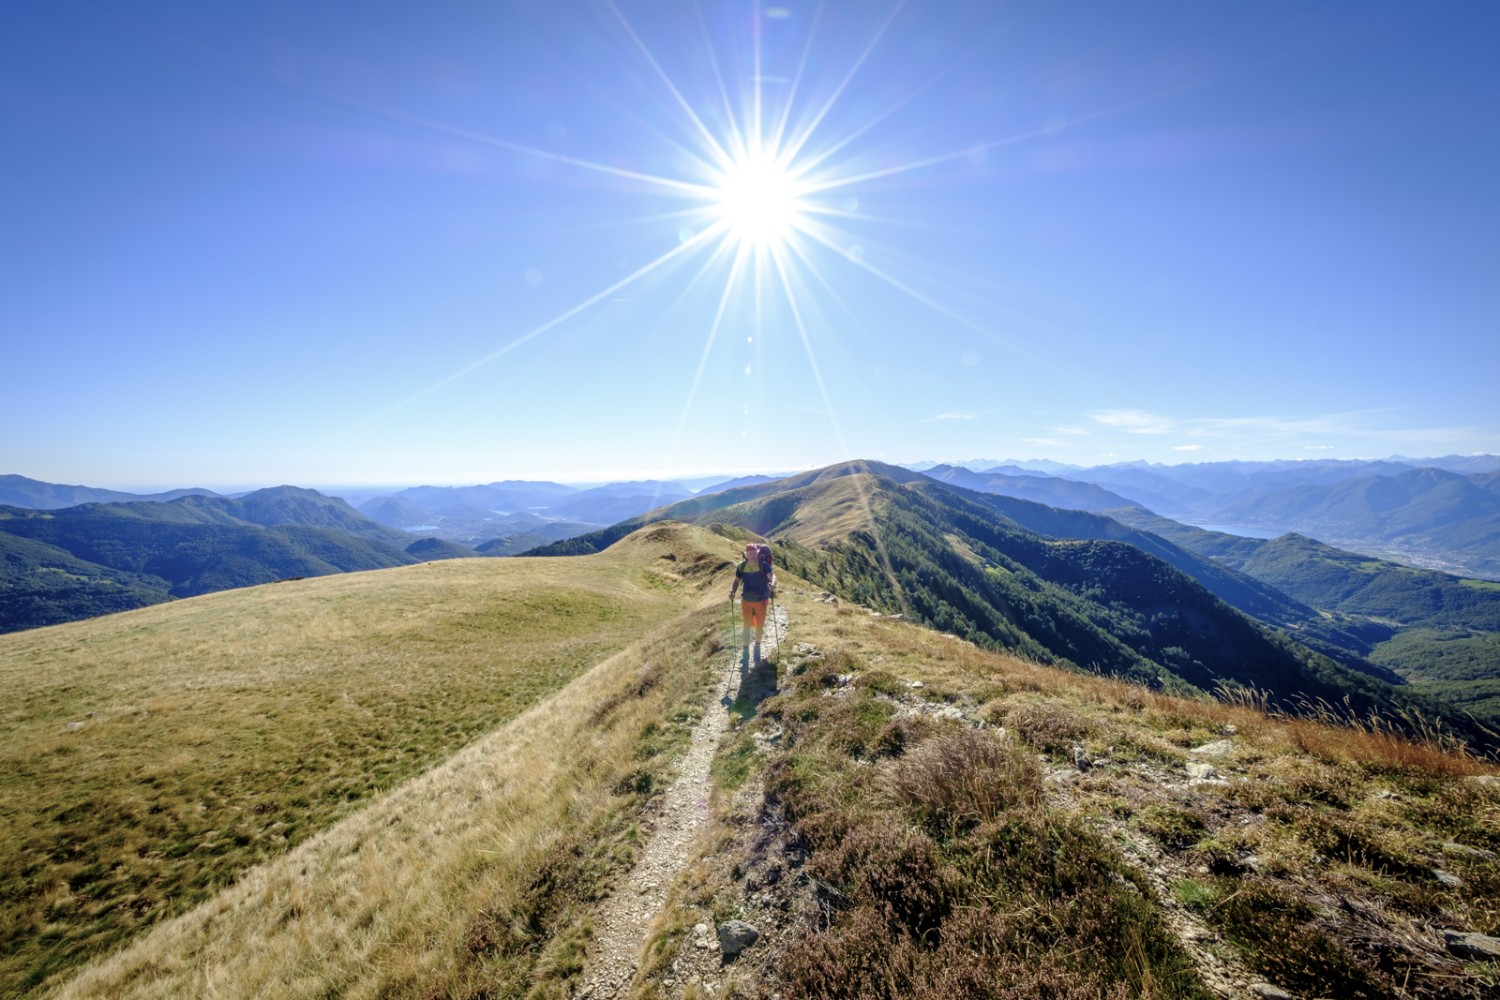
[574,605,787,999]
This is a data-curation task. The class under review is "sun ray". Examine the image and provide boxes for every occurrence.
[794,218,1030,357]
[778,0,908,167]
[789,26,994,180]
[769,245,913,617]
[765,2,826,161]
[604,0,737,171]
[334,220,730,438]
[802,89,1188,196]
[669,241,753,457]
[353,100,717,198]
[691,3,749,163]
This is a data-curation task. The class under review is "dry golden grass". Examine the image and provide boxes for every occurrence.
[0,522,732,998]
[52,601,729,999]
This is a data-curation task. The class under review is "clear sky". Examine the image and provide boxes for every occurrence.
[4,1,1498,489]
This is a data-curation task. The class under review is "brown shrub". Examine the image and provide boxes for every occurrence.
[809,817,952,937]
[999,698,1096,756]
[885,728,1043,838]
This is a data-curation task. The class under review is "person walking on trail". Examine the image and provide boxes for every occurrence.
[729,542,776,659]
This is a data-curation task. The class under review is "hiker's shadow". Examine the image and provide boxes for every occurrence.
[724,645,778,720]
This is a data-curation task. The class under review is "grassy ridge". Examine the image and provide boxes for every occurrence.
[0,527,725,997]
[649,588,1500,999]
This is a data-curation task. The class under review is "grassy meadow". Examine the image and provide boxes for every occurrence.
[0,523,732,997]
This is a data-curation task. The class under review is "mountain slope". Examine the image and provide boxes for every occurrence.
[1106,506,1500,726]
[1242,470,1500,578]
[533,463,1480,743]
[10,530,1497,999]
[0,533,172,631]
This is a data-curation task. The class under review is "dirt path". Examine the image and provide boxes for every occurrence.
[573,605,787,999]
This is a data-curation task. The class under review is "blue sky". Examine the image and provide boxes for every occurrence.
[4,1,1497,489]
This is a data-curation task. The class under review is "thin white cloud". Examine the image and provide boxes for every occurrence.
[1171,444,1205,452]
[1089,409,1177,434]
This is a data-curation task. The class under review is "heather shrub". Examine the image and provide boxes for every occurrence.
[885,727,1042,838]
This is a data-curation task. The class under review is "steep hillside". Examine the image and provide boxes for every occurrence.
[1213,468,1500,578]
[0,533,171,631]
[12,529,1497,999]
[1109,507,1500,726]
[534,464,1484,746]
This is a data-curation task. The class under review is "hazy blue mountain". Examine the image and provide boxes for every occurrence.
[0,474,220,510]
[0,491,441,633]
[1210,467,1500,578]
[922,464,1136,513]
[545,481,694,523]
[358,495,438,530]
[473,517,606,556]
[403,537,479,560]
[1062,466,1219,518]
[695,475,775,496]
[388,481,578,515]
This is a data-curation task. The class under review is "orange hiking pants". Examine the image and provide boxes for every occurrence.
[740,599,768,629]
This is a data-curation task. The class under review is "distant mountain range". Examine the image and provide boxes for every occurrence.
[0,474,220,509]
[352,479,701,547]
[7,457,1500,724]
[924,456,1500,579]
[0,487,472,632]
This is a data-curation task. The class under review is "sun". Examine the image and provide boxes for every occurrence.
[711,150,807,248]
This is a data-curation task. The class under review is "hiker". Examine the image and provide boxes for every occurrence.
[729,542,776,658]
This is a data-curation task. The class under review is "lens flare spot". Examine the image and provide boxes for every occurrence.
[714,152,804,247]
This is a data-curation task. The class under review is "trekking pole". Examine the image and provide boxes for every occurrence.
[771,589,781,648]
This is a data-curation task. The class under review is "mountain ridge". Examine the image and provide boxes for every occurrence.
[530,462,1490,747]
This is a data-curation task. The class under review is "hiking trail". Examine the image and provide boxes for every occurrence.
[573,604,787,999]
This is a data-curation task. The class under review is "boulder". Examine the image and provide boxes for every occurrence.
[717,920,760,957]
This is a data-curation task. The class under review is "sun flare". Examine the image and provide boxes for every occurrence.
[712,151,805,248]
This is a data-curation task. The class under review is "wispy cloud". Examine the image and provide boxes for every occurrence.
[1066,406,1499,459]
[1089,407,1413,442]
[1089,409,1177,434]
